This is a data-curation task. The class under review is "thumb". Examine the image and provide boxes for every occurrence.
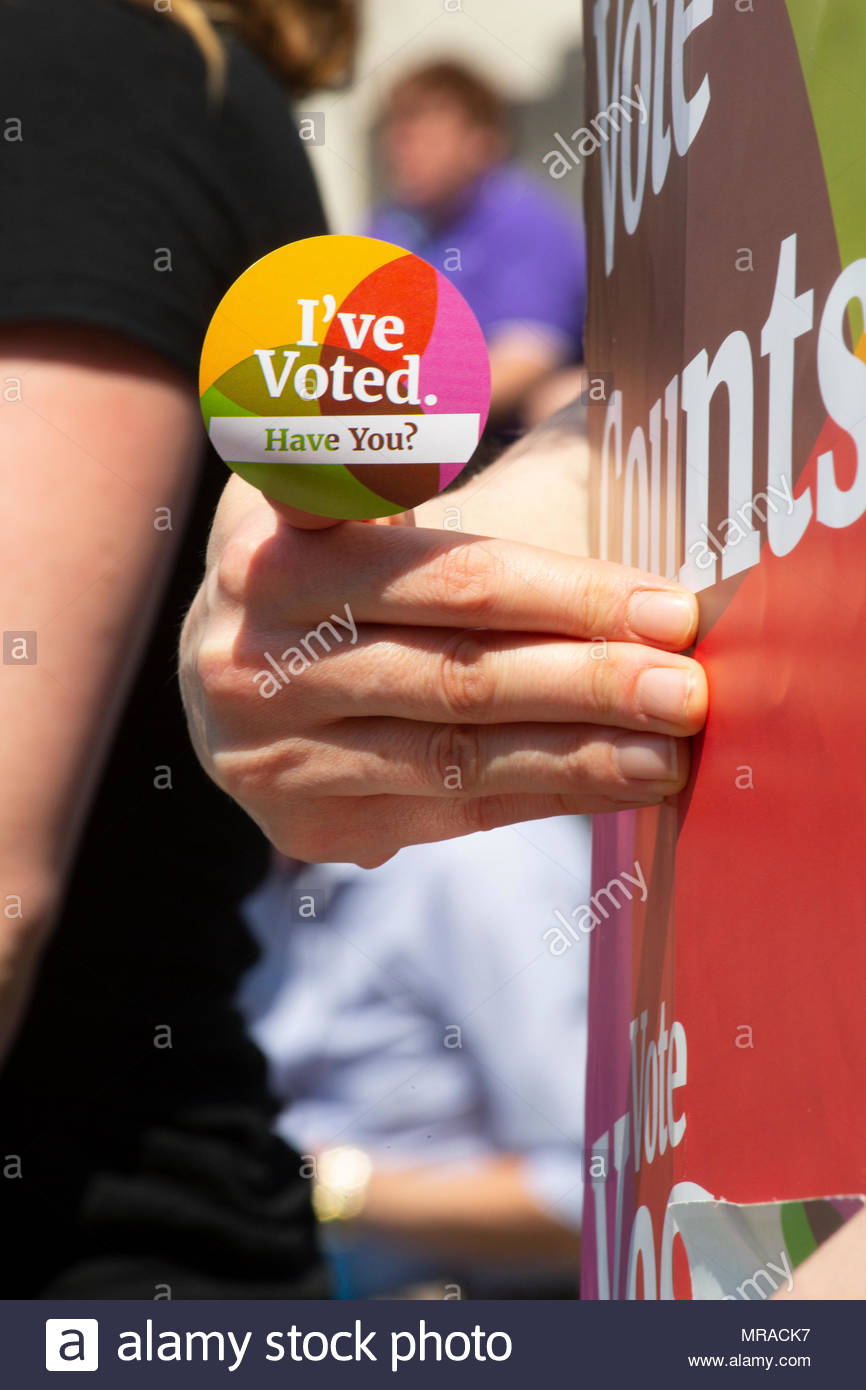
[267,499,346,531]
[268,499,417,531]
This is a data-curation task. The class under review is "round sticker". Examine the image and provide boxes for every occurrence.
[199,234,491,520]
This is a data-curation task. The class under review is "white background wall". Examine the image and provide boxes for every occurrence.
[303,0,585,232]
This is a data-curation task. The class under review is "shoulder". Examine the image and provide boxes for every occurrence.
[1,0,315,207]
[481,165,585,249]
[2,0,206,123]
[0,0,325,375]
[0,0,323,201]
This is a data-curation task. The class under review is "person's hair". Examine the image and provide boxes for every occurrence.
[126,0,358,97]
[382,61,506,132]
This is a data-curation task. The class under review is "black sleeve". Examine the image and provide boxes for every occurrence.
[0,0,327,377]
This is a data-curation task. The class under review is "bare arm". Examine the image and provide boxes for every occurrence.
[412,398,591,554]
[0,325,201,1061]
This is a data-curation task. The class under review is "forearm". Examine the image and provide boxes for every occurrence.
[0,327,199,1064]
[356,1156,581,1264]
[0,872,59,1060]
[413,399,590,556]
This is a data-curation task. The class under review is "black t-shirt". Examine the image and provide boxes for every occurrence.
[0,0,329,1297]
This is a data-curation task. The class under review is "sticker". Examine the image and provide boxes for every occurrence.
[199,234,491,519]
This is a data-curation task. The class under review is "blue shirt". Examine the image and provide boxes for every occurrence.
[368,163,587,361]
[239,817,592,1295]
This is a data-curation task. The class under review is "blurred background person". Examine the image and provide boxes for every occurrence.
[367,61,587,442]
[239,817,591,1299]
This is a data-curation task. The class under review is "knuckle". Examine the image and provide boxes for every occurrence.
[573,565,616,639]
[585,651,621,718]
[461,792,513,835]
[462,790,574,836]
[439,630,496,719]
[424,721,483,794]
[232,740,312,795]
[212,511,310,611]
[213,527,263,605]
[207,744,312,836]
[193,636,239,705]
[431,542,499,622]
[561,738,593,784]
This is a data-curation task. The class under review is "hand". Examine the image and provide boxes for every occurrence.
[180,476,707,867]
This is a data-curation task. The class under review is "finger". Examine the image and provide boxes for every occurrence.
[268,498,346,531]
[295,788,680,864]
[281,720,691,800]
[269,523,699,648]
[376,510,417,529]
[269,499,417,530]
[277,629,707,734]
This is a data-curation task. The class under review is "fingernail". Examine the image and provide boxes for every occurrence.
[637,667,693,724]
[615,734,678,780]
[628,590,696,645]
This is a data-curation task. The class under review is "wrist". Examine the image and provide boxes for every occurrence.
[411,416,589,555]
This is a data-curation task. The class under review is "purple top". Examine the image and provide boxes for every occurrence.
[368,162,587,362]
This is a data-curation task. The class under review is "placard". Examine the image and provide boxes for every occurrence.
[582,0,866,1300]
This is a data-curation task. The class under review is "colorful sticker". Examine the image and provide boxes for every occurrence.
[200,235,491,519]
